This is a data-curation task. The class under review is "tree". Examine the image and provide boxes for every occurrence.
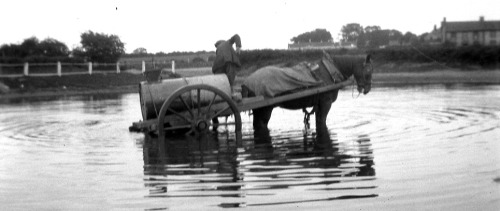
[1,37,69,59]
[1,44,24,59]
[418,33,430,45]
[402,32,418,45]
[388,30,403,42]
[39,38,69,57]
[20,37,40,56]
[357,31,367,48]
[132,47,147,55]
[341,23,364,43]
[367,30,389,48]
[362,29,404,48]
[290,28,333,44]
[364,25,381,33]
[78,30,125,63]
[363,26,381,48]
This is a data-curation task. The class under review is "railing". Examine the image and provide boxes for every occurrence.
[0,61,178,78]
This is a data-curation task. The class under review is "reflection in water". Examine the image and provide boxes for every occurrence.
[142,130,377,208]
[81,94,124,114]
[1,85,499,210]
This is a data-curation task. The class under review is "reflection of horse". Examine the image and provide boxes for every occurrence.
[141,131,377,205]
[243,52,373,141]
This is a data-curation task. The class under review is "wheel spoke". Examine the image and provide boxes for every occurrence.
[185,128,195,136]
[167,108,192,123]
[209,105,231,120]
[197,89,201,117]
[206,93,217,116]
[189,90,196,119]
[178,95,195,119]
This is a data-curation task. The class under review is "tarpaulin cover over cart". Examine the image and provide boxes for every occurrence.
[243,62,324,98]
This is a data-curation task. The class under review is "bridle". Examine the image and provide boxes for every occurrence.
[352,60,373,98]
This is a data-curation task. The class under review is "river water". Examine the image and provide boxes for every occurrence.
[0,84,499,211]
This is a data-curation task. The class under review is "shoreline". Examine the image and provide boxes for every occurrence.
[1,70,499,100]
[372,70,500,85]
[0,86,139,100]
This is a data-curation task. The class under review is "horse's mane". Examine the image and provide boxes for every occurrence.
[329,55,367,79]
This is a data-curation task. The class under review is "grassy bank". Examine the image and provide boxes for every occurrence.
[1,67,499,99]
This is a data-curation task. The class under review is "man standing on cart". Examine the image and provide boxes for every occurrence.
[212,34,242,93]
[211,34,241,129]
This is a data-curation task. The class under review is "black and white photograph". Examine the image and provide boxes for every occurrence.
[1,0,499,210]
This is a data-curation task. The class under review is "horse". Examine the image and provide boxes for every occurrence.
[242,51,373,142]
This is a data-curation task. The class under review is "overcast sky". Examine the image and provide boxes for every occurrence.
[1,0,499,53]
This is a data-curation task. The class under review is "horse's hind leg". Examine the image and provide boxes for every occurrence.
[253,106,273,142]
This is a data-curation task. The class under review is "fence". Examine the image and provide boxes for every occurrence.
[0,61,178,78]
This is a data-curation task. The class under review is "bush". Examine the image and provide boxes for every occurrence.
[366,45,500,67]
[191,57,206,63]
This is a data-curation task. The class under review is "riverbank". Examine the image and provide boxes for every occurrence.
[1,68,499,100]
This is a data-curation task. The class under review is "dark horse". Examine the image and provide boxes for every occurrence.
[242,51,373,142]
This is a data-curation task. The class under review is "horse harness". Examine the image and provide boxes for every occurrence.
[301,58,346,132]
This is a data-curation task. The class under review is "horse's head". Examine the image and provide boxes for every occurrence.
[322,52,373,95]
[353,55,373,95]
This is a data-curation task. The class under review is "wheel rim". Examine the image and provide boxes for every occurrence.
[157,84,242,143]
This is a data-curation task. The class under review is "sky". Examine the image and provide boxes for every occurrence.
[1,0,499,53]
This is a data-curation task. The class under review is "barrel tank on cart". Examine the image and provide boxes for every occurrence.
[139,74,231,120]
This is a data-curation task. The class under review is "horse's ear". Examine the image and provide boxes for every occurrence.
[322,50,333,61]
[365,54,372,64]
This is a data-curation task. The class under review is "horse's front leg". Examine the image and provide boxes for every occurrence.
[315,98,332,142]
[253,106,274,142]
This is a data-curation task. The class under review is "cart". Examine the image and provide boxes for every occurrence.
[130,74,352,143]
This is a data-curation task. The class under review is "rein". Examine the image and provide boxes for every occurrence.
[330,56,372,99]
[351,79,361,99]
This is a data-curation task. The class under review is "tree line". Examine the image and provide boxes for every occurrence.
[291,23,422,48]
[0,31,125,64]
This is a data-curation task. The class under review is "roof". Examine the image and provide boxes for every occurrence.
[444,21,500,32]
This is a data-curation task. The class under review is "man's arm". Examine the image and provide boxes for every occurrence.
[228,34,242,48]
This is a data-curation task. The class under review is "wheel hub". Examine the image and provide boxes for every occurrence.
[195,119,209,132]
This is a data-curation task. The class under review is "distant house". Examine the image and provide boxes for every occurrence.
[441,16,500,46]
[288,41,340,50]
[424,25,442,45]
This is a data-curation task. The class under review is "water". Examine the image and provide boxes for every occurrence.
[0,84,499,210]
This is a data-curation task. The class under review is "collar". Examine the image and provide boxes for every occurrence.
[321,57,345,83]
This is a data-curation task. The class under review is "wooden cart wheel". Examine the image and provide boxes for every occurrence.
[157,84,242,143]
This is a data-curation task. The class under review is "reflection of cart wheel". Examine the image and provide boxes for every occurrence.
[157,84,241,143]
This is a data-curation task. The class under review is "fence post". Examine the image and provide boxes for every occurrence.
[88,62,92,75]
[57,61,62,76]
[24,62,29,76]
[142,61,146,73]
[116,62,120,73]
[172,60,175,73]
